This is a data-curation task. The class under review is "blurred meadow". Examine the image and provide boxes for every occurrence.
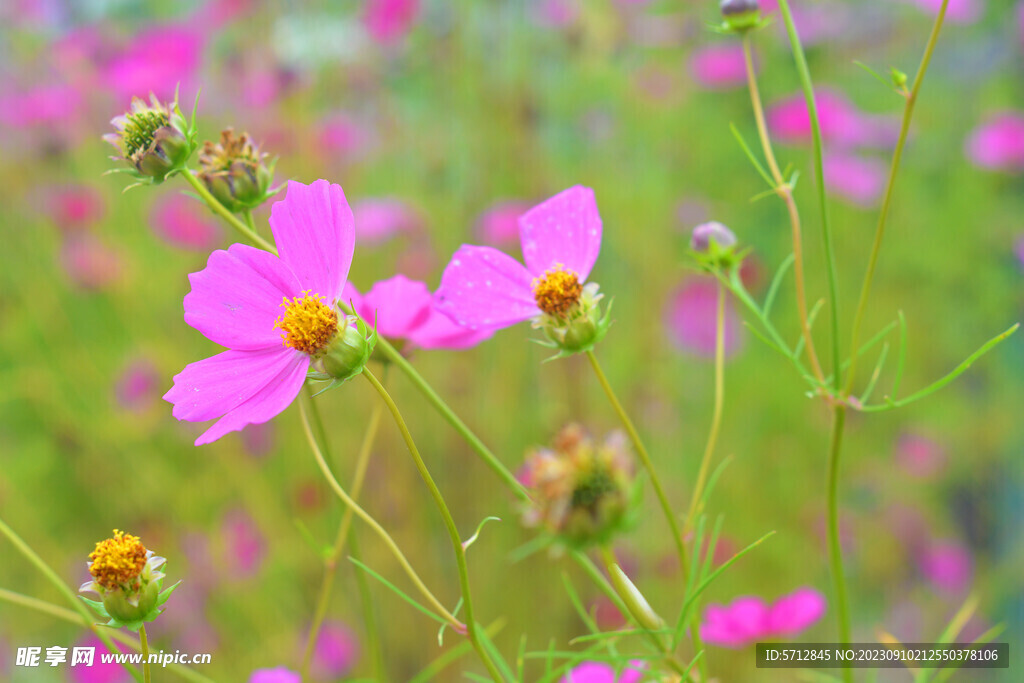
[1,0,1022,681]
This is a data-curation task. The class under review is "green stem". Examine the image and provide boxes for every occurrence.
[300,391,385,680]
[139,624,153,683]
[348,527,384,680]
[243,208,258,235]
[827,406,853,683]
[181,170,276,254]
[776,0,841,389]
[0,588,217,683]
[361,367,505,682]
[298,392,460,628]
[373,336,530,502]
[0,517,143,682]
[844,0,949,396]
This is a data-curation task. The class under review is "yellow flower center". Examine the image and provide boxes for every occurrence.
[89,529,147,590]
[275,291,339,355]
[533,266,583,317]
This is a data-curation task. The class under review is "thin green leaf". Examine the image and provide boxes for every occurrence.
[859,342,889,404]
[698,455,734,512]
[438,598,464,646]
[892,310,907,399]
[730,123,776,189]
[700,516,725,584]
[762,253,795,319]
[853,60,893,90]
[477,624,516,682]
[569,628,674,645]
[927,624,1005,683]
[463,516,501,552]
[794,299,826,359]
[348,557,448,626]
[293,518,330,559]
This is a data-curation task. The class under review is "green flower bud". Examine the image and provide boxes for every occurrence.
[197,128,278,212]
[720,0,762,32]
[104,94,197,185]
[532,275,613,358]
[320,315,377,384]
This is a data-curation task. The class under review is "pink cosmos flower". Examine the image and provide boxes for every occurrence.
[689,44,749,90]
[347,275,492,350]
[114,358,162,412]
[965,113,1024,171]
[561,660,644,683]
[311,620,360,678]
[0,83,82,128]
[436,185,602,331]
[69,636,131,683]
[59,235,123,291]
[363,0,420,44]
[663,278,742,358]
[104,26,204,105]
[823,153,887,207]
[906,0,983,24]
[534,0,581,28]
[42,184,105,232]
[919,540,973,595]
[895,432,948,478]
[352,198,422,245]
[701,588,826,647]
[767,90,873,148]
[475,200,533,247]
[318,112,377,162]
[221,508,266,578]
[151,193,222,251]
[163,179,355,446]
[249,668,301,683]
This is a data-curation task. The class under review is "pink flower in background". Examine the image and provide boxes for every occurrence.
[59,235,123,291]
[476,201,532,247]
[318,112,377,162]
[534,0,582,27]
[104,26,204,105]
[363,0,420,44]
[164,180,355,445]
[1019,2,1024,50]
[1015,234,1024,268]
[436,185,602,330]
[823,153,886,207]
[241,421,277,457]
[151,193,222,251]
[895,432,948,478]
[311,620,360,678]
[249,668,300,683]
[347,275,492,350]
[919,540,973,595]
[69,636,131,683]
[0,83,82,127]
[701,588,827,648]
[965,113,1024,172]
[221,508,266,578]
[561,660,644,683]
[767,90,872,148]
[689,44,748,90]
[114,358,161,412]
[663,278,742,358]
[352,198,422,245]
[43,184,105,232]
[906,0,983,24]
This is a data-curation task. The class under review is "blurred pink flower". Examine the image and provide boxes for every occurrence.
[249,668,300,683]
[104,26,204,105]
[823,153,887,207]
[663,278,742,358]
[352,198,422,245]
[767,90,874,148]
[347,275,492,349]
[114,358,161,412]
[311,620,360,678]
[241,421,277,458]
[363,0,420,44]
[1019,2,1024,50]
[1014,234,1024,267]
[534,0,582,27]
[221,508,266,578]
[895,432,948,478]
[701,588,827,648]
[906,0,983,24]
[318,112,377,161]
[919,540,973,595]
[0,83,82,127]
[689,44,748,90]
[150,193,222,251]
[561,660,644,683]
[965,113,1024,172]
[59,235,123,291]
[43,184,105,232]
[69,636,131,683]
[475,201,532,247]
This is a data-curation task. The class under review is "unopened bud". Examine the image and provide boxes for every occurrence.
[320,316,376,383]
[197,128,277,212]
[691,221,742,269]
[720,0,762,32]
[104,94,196,185]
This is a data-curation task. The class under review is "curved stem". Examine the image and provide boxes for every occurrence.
[741,34,826,388]
[684,282,727,530]
[776,0,842,389]
[300,391,385,680]
[0,517,143,682]
[181,170,277,254]
[298,393,460,629]
[139,624,153,683]
[844,0,949,395]
[827,406,853,683]
[361,367,505,681]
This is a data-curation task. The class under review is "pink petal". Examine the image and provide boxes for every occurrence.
[270,179,355,302]
[409,306,494,350]
[164,347,305,424]
[519,185,602,280]
[184,244,301,351]
[356,274,433,339]
[561,662,617,683]
[435,245,539,329]
[768,588,827,636]
[700,597,771,647]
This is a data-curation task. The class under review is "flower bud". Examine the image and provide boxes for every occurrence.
[104,94,197,185]
[691,221,742,269]
[533,281,613,357]
[720,0,762,32]
[197,128,277,212]
[320,315,376,384]
[520,425,636,548]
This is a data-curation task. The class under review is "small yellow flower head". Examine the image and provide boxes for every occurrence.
[275,291,340,356]
[533,265,583,317]
[88,529,147,591]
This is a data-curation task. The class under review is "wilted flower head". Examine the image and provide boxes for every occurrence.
[104,93,197,185]
[520,424,635,547]
[198,128,277,212]
[700,587,826,647]
[79,529,177,628]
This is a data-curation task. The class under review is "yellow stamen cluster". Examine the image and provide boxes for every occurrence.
[533,265,583,317]
[275,291,339,355]
[89,530,147,590]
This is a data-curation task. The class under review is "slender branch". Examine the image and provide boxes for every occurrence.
[844,0,950,395]
[826,406,852,683]
[181,170,276,254]
[361,368,505,681]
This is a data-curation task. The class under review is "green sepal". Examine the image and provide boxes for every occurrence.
[79,596,110,619]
